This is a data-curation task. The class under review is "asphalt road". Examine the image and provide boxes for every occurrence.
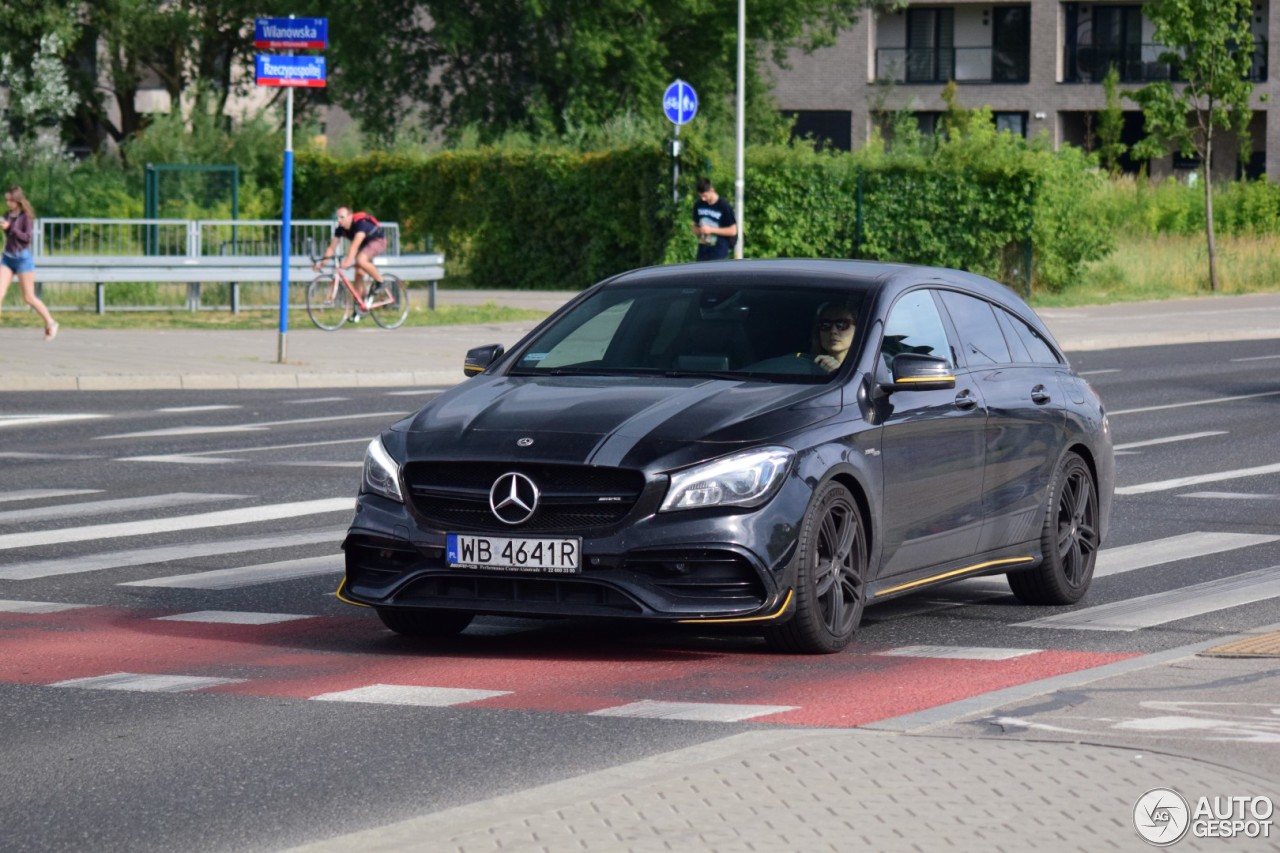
[2,338,1280,851]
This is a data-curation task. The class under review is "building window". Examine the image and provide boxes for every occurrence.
[994,112,1028,138]
[992,7,1031,83]
[907,8,955,83]
[783,110,853,152]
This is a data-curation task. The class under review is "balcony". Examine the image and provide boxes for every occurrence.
[876,47,1030,85]
[1065,41,1268,84]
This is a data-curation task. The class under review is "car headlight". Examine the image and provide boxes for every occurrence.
[362,436,403,503]
[660,447,794,512]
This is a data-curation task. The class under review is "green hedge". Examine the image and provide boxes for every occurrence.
[293,131,1113,293]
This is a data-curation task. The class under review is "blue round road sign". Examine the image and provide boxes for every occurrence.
[663,80,698,126]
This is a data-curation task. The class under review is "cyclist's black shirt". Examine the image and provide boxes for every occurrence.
[334,215,384,243]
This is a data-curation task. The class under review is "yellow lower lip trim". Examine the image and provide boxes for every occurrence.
[677,588,794,624]
[874,557,1033,597]
[335,577,371,607]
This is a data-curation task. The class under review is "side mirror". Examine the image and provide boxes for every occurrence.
[463,344,505,377]
[884,353,956,392]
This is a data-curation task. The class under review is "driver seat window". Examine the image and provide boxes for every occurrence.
[881,290,954,371]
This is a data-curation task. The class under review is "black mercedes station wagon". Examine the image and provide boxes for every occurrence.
[339,260,1114,653]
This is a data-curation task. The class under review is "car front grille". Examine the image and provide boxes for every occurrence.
[403,461,647,533]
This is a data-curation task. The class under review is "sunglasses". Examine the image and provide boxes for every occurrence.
[818,318,853,332]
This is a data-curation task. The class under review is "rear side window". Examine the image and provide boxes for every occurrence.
[998,307,1062,364]
[938,291,1012,366]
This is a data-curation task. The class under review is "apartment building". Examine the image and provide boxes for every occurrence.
[770,0,1278,181]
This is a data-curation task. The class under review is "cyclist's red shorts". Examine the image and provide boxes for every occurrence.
[359,238,386,260]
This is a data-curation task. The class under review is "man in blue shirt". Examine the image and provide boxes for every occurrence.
[691,177,738,261]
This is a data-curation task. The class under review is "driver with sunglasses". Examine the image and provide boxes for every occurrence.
[812,303,856,373]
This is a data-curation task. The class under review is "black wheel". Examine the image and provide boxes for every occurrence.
[306,275,351,330]
[368,274,410,329]
[376,607,474,637]
[766,481,867,654]
[1008,451,1099,605]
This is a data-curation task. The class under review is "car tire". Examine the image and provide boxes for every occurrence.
[376,607,474,637]
[765,481,867,654]
[1008,451,1099,605]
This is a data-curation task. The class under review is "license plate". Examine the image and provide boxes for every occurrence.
[447,534,581,574]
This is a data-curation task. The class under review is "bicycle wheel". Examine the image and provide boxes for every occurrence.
[368,274,410,330]
[306,275,352,331]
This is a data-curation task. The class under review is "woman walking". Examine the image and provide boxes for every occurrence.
[1,185,58,340]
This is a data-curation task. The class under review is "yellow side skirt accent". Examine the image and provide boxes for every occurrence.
[677,588,794,624]
[334,577,371,608]
[874,556,1033,598]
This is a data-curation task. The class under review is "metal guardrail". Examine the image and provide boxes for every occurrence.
[35,218,402,258]
[32,253,444,314]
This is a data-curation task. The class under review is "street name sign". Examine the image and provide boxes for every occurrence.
[254,17,328,49]
[255,55,327,88]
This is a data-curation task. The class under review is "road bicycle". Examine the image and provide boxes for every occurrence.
[306,255,410,330]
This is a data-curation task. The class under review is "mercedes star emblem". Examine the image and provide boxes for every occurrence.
[489,472,540,525]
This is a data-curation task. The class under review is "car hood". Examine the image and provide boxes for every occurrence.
[395,375,842,469]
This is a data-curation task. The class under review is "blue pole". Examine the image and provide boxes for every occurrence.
[277,85,294,363]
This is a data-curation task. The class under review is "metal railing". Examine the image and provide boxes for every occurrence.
[1065,41,1268,83]
[34,218,401,258]
[875,46,1030,84]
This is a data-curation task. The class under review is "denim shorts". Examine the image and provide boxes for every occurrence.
[2,249,34,274]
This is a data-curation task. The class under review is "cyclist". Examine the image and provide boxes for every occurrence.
[314,206,386,321]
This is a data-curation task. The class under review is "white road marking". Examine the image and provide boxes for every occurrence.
[120,555,343,589]
[1116,462,1280,495]
[50,672,244,692]
[1181,491,1280,501]
[310,685,511,706]
[101,425,269,438]
[1078,369,1121,375]
[0,452,100,460]
[0,489,102,504]
[589,700,798,722]
[120,437,367,461]
[0,414,107,429]
[0,492,246,525]
[1093,532,1280,578]
[1110,389,1280,416]
[122,455,243,465]
[875,646,1041,660]
[1230,354,1280,362]
[1113,431,1226,451]
[98,412,403,440]
[1016,566,1280,631]
[0,498,352,552]
[384,390,441,396]
[154,611,315,625]
[156,405,241,413]
[272,461,364,469]
[286,397,349,404]
[0,599,92,613]
[0,529,342,580]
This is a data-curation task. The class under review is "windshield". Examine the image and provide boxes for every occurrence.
[510,281,869,382]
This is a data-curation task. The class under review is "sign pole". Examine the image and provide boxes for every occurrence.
[672,124,680,204]
[278,83,293,364]
[255,15,328,363]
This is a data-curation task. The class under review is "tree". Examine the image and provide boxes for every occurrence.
[0,34,78,168]
[1128,0,1255,292]
[312,0,876,143]
[1097,66,1127,175]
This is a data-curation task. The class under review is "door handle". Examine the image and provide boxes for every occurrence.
[1031,385,1052,404]
[954,390,978,410]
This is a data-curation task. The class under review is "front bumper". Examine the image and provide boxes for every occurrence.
[339,483,809,622]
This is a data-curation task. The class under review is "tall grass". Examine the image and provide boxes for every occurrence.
[1032,233,1280,307]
